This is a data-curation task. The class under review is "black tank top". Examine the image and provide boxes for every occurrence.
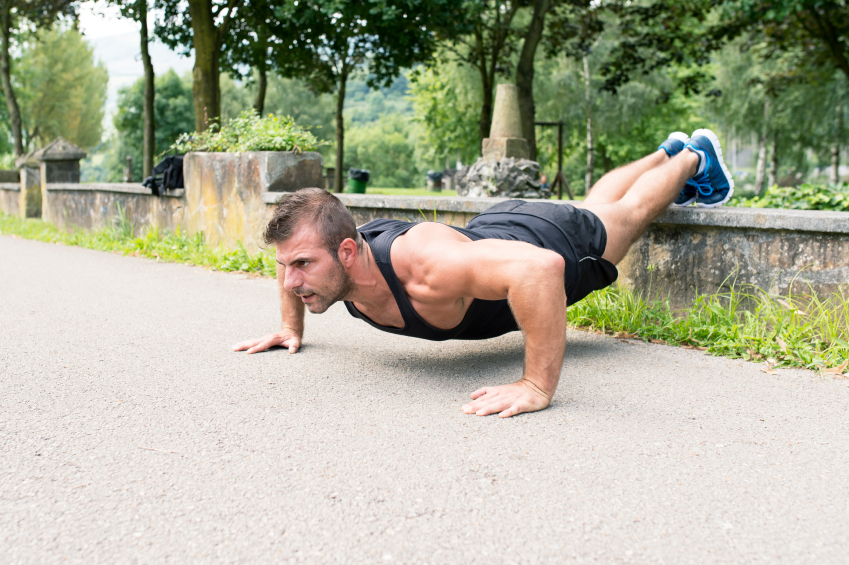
[343,219,519,341]
[343,200,617,341]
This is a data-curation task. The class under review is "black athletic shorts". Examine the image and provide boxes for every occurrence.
[463,200,619,305]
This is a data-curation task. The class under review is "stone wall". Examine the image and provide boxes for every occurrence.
[0,183,20,218]
[183,151,324,250]
[4,154,847,306]
[43,184,184,235]
[322,195,848,306]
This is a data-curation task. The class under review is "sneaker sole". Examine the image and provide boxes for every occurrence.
[671,195,697,207]
[690,128,734,208]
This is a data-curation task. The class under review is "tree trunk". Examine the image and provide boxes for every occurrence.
[754,97,770,194]
[254,66,267,117]
[139,1,155,178]
[584,54,594,193]
[253,27,268,116]
[767,133,777,188]
[333,70,348,193]
[0,4,23,156]
[831,101,842,184]
[515,0,550,161]
[478,67,493,155]
[188,0,221,132]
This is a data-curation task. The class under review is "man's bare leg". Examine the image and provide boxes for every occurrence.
[582,150,669,206]
[578,151,699,264]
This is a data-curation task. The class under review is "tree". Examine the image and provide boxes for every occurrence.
[545,1,603,189]
[156,0,240,132]
[106,0,156,177]
[716,1,849,84]
[17,25,107,149]
[515,0,553,160]
[345,114,423,188]
[110,69,195,181]
[409,63,482,168]
[436,0,522,151]
[0,0,77,155]
[273,0,469,192]
[219,0,283,116]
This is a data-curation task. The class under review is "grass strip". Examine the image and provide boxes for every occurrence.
[3,212,847,375]
[0,213,277,278]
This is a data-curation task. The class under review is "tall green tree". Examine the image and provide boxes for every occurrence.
[17,25,107,149]
[111,69,195,181]
[0,0,77,155]
[515,0,554,159]
[409,63,482,167]
[219,0,284,116]
[156,0,240,132]
[107,0,156,177]
[273,0,471,192]
[435,0,522,151]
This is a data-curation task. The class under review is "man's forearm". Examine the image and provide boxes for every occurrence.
[278,266,305,334]
[508,265,568,398]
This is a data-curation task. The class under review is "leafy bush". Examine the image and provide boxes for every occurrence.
[735,183,849,212]
[171,110,323,153]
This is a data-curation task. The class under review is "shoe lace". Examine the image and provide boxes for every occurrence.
[689,152,713,196]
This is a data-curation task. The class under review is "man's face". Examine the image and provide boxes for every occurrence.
[276,224,354,314]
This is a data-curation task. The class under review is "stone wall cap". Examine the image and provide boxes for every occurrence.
[264,193,849,234]
[30,137,87,162]
[186,150,323,157]
[654,205,849,234]
[45,183,185,198]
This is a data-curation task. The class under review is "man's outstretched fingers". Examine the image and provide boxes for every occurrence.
[246,336,277,354]
[498,404,522,418]
[232,337,263,352]
[470,387,492,400]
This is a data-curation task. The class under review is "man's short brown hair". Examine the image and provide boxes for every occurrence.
[263,188,359,258]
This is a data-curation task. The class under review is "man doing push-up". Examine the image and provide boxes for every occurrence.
[233,129,734,418]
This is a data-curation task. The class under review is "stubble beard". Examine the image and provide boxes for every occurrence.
[295,260,355,314]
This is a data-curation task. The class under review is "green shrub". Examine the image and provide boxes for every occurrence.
[171,110,324,153]
[734,183,849,212]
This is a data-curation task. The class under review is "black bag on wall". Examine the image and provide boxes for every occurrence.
[143,156,184,196]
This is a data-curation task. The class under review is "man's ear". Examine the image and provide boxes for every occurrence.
[337,238,358,267]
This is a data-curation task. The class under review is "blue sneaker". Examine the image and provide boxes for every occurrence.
[659,133,698,207]
[685,129,735,208]
[658,131,689,158]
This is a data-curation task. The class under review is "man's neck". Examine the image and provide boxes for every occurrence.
[342,241,393,308]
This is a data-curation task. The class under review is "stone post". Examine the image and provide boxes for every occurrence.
[457,84,549,199]
[16,137,87,223]
[482,85,530,161]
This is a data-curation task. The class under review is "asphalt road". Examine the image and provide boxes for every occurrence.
[2,235,848,564]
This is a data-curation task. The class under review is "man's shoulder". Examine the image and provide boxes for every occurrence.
[390,223,473,271]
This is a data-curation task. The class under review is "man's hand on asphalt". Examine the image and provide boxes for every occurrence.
[461,380,551,418]
[232,328,302,354]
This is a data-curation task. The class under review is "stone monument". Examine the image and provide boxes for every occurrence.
[457,84,551,199]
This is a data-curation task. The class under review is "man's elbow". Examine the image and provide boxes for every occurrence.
[540,252,566,280]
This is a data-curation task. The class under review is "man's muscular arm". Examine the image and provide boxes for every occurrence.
[402,232,567,417]
[232,262,305,354]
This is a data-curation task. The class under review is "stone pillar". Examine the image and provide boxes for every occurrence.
[481,85,530,161]
[18,167,40,219]
[17,138,87,223]
[457,84,550,199]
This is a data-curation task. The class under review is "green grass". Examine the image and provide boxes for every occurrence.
[2,212,846,375]
[0,213,277,278]
[568,283,849,374]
